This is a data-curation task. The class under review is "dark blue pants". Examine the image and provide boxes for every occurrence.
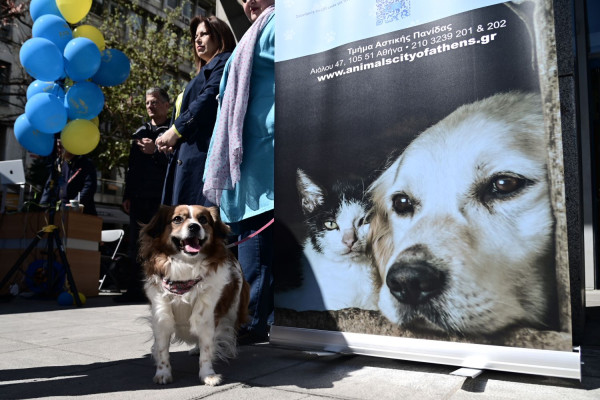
[234,211,274,337]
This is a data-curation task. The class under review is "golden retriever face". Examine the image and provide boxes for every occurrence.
[368,92,556,336]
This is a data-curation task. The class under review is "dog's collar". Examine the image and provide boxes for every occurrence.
[161,277,202,295]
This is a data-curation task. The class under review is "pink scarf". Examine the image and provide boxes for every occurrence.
[203,5,274,205]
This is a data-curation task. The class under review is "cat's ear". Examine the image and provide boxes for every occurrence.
[296,169,324,214]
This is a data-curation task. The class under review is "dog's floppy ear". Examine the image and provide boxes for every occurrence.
[367,206,392,288]
[138,205,175,266]
[366,158,402,286]
[208,206,231,239]
[142,205,175,239]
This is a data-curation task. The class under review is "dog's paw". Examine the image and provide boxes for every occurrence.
[202,373,222,386]
[153,370,173,385]
[188,345,199,355]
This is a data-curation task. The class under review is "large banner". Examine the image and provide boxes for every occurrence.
[273,0,579,378]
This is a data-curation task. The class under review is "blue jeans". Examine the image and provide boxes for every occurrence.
[234,211,274,337]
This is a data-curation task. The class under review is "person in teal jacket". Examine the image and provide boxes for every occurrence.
[203,0,275,344]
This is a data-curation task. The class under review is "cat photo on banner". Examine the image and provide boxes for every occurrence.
[275,169,378,311]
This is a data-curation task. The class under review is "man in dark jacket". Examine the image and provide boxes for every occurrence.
[117,87,170,302]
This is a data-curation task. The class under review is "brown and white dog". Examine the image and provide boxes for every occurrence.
[368,92,557,336]
[139,205,249,386]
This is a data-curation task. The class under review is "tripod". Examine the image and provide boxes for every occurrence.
[0,156,82,306]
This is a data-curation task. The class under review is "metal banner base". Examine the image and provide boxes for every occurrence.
[269,325,581,380]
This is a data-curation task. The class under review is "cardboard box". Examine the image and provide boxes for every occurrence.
[65,248,101,296]
[0,211,102,296]
[0,210,101,241]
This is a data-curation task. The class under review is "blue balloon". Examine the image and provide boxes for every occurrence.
[64,81,105,120]
[32,14,72,52]
[63,38,101,82]
[25,92,67,134]
[25,260,65,294]
[13,114,55,156]
[26,80,65,100]
[57,292,74,306]
[30,0,64,22]
[91,48,130,87]
[19,38,64,81]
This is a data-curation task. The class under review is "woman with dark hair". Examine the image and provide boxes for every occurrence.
[156,16,235,206]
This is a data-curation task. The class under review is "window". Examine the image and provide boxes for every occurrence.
[161,73,176,89]
[109,3,126,27]
[196,0,212,15]
[90,0,105,16]
[183,0,194,19]
[126,11,143,38]
[166,0,180,9]
[0,61,11,104]
[195,6,207,17]
[0,24,12,42]
[0,125,7,160]
[147,19,158,34]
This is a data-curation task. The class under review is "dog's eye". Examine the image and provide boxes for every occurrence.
[198,215,208,225]
[489,174,529,197]
[392,193,414,216]
[493,176,522,194]
[324,220,338,230]
[172,216,184,224]
[481,173,531,203]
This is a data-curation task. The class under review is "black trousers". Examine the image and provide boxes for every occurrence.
[126,197,161,291]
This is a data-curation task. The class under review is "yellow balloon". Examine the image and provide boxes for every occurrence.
[69,292,87,305]
[73,25,105,51]
[61,119,100,155]
[56,0,92,24]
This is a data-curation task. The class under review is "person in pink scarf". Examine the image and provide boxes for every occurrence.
[203,0,275,345]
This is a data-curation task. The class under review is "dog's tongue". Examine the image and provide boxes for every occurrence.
[183,238,201,253]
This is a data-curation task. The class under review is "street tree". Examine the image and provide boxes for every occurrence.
[92,0,194,179]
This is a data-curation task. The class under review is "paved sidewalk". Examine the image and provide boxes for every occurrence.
[0,295,599,400]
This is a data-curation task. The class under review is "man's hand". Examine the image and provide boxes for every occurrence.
[137,138,157,154]
[155,126,179,153]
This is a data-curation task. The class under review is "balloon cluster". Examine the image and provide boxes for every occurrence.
[14,0,131,157]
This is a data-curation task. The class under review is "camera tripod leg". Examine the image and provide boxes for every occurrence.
[52,230,82,307]
[0,231,43,292]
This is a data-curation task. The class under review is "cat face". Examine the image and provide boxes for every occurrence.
[297,169,370,263]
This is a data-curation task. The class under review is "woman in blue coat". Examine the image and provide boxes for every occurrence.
[157,16,236,206]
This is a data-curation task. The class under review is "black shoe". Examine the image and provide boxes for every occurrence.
[237,330,269,345]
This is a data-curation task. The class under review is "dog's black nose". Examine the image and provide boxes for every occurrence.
[188,223,200,233]
[386,260,446,306]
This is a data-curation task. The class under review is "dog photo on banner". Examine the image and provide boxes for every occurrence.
[274,0,572,353]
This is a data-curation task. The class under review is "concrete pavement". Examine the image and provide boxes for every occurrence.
[1,295,599,400]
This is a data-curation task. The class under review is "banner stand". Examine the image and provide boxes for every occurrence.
[270,326,581,380]
[273,0,581,381]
